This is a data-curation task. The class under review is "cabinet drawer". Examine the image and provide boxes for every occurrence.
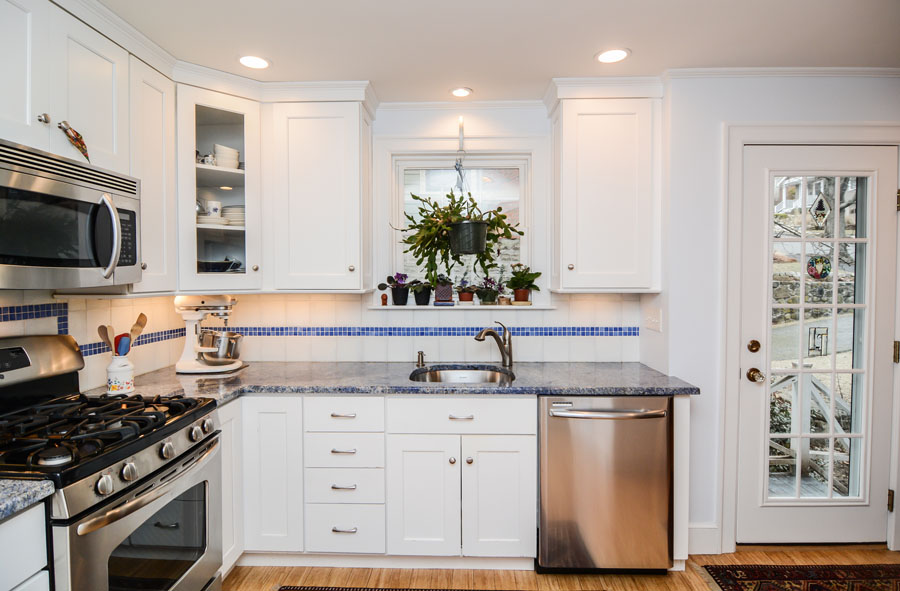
[11,571,49,591]
[386,397,536,434]
[304,433,385,467]
[304,397,384,432]
[0,504,47,591]
[305,468,385,504]
[305,504,385,554]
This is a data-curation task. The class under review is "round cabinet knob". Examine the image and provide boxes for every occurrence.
[141,263,148,270]
[189,426,203,442]
[120,462,138,482]
[567,264,575,270]
[37,113,50,124]
[348,265,355,272]
[449,457,457,465]
[159,441,175,459]
[252,265,259,272]
[747,339,761,353]
[746,368,766,383]
[466,457,474,465]
[201,418,214,434]
[95,474,114,496]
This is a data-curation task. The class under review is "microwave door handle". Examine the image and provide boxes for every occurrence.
[76,438,219,536]
[98,193,121,279]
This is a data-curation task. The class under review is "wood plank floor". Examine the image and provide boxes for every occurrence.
[223,544,900,590]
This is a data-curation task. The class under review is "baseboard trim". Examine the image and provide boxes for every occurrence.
[237,553,535,570]
[689,522,722,555]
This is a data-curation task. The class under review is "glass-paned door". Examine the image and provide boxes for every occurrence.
[737,145,897,543]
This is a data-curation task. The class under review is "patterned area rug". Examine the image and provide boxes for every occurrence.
[703,564,900,590]
[279,588,509,591]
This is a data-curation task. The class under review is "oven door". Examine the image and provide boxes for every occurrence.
[54,437,222,591]
[0,169,140,289]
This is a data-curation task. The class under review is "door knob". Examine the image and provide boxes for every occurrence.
[449,457,456,465]
[37,113,50,124]
[747,339,761,353]
[746,368,766,383]
[466,457,474,465]
[141,263,148,270]
[348,265,355,272]
[567,264,575,270]
[251,265,259,271]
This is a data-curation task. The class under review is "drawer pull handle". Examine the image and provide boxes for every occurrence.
[331,448,357,454]
[449,414,475,420]
[154,521,179,530]
[332,527,358,534]
[330,412,357,418]
[331,484,358,490]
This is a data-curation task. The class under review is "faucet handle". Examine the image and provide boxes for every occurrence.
[494,320,508,336]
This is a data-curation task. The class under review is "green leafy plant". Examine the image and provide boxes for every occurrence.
[475,275,504,302]
[397,190,522,285]
[377,273,408,291]
[407,279,432,293]
[505,263,541,291]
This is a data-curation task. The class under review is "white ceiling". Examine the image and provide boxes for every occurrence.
[99,0,900,102]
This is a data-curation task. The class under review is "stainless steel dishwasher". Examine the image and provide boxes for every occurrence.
[538,396,672,571]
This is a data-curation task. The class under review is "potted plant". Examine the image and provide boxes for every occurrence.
[505,263,541,302]
[409,280,433,306]
[398,191,522,286]
[475,276,504,305]
[376,273,410,306]
[434,274,454,303]
[456,278,478,303]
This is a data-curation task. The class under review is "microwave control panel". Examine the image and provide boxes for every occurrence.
[118,210,137,266]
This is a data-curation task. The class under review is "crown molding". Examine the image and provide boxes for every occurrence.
[377,100,545,112]
[543,77,665,114]
[172,61,264,101]
[664,66,900,80]
[50,0,176,76]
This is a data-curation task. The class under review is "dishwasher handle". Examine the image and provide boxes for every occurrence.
[548,408,667,420]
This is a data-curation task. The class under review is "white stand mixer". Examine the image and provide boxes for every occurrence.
[175,295,243,374]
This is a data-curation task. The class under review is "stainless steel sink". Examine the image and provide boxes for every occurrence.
[409,364,515,384]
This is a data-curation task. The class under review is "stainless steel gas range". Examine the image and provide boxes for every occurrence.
[0,335,222,591]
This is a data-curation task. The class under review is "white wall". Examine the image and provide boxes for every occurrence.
[666,74,900,547]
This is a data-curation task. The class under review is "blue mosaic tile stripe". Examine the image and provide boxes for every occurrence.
[0,303,68,326]
[79,328,187,357]
[219,326,640,337]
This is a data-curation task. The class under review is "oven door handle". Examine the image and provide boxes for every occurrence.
[98,193,121,279]
[76,438,219,536]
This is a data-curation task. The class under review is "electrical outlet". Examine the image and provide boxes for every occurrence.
[644,307,662,332]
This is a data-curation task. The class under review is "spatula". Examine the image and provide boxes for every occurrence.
[129,313,147,345]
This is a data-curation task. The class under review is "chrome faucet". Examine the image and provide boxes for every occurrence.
[475,321,513,367]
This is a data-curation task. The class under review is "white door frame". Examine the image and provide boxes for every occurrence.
[721,123,900,553]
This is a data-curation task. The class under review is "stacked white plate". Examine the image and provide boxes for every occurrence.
[214,144,240,169]
[222,205,245,226]
[197,215,229,225]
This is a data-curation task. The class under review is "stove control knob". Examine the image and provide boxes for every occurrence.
[120,462,138,482]
[201,418,214,434]
[159,441,175,460]
[189,426,203,442]
[95,474,114,496]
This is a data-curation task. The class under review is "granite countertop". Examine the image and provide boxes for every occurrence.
[87,362,699,403]
[0,479,54,521]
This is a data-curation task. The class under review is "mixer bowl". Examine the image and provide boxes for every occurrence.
[199,330,243,365]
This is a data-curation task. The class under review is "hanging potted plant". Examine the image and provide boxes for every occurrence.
[505,264,541,303]
[398,191,522,286]
[376,273,410,306]
[409,280,433,306]
[456,278,478,303]
[475,276,504,305]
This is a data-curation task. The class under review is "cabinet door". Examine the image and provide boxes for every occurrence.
[386,434,461,556]
[271,102,365,290]
[129,56,176,293]
[47,8,129,173]
[218,399,243,574]
[559,98,654,290]
[0,0,50,150]
[242,397,303,551]
[461,435,537,557]
[177,84,262,291]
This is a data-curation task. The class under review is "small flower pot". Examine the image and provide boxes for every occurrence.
[435,283,453,302]
[413,288,432,306]
[449,220,488,255]
[478,292,498,305]
[513,288,530,302]
[458,292,475,302]
[390,286,409,306]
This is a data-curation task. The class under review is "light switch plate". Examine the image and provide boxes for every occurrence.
[643,307,662,332]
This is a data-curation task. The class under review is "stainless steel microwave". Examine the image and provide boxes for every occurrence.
[0,139,141,289]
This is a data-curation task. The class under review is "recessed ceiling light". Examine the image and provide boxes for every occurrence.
[219,186,233,191]
[239,56,269,69]
[595,49,630,64]
[451,87,473,98]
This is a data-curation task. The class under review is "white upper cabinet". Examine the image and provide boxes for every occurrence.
[0,0,50,149]
[552,98,660,291]
[177,84,262,291]
[129,56,176,293]
[270,102,371,291]
[46,7,129,173]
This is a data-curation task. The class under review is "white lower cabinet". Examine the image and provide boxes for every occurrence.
[242,397,303,551]
[305,504,385,554]
[0,503,47,591]
[10,571,49,591]
[305,468,385,504]
[218,399,244,573]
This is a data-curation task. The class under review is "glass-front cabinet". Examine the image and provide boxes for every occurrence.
[176,85,261,290]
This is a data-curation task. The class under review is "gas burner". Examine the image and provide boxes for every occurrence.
[36,445,74,467]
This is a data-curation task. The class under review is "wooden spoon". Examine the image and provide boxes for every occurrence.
[97,325,113,351]
[106,325,116,352]
[129,313,148,344]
